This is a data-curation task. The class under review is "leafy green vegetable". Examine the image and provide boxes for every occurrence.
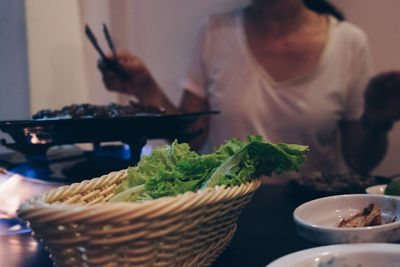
[384,179,400,196]
[109,135,309,203]
[203,135,308,188]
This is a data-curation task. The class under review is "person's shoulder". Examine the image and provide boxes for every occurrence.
[332,17,369,47]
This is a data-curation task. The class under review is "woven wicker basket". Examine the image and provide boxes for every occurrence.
[18,169,261,267]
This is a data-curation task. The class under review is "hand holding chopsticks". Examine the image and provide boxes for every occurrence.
[85,24,130,81]
[89,24,172,112]
[94,47,159,99]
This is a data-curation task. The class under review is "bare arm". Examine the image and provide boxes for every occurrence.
[340,120,388,174]
[179,90,210,151]
[340,71,400,174]
[98,51,178,113]
[98,51,210,150]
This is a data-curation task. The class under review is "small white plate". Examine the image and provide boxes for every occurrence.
[366,184,387,194]
[267,243,400,267]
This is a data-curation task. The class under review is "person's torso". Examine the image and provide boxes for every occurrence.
[243,8,331,83]
[201,10,370,177]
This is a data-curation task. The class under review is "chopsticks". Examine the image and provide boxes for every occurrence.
[103,24,117,59]
[85,25,108,61]
[85,24,130,81]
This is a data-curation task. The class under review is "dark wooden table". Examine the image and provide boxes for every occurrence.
[0,183,318,267]
[212,183,316,266]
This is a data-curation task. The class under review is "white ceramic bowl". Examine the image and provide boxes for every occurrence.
[267,243,400,267]
[365,184,387,194]
[293,194,400,244]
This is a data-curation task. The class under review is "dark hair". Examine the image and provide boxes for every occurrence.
[303,0,345,21]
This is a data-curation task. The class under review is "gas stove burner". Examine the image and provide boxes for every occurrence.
[3,143,139,183]
[59,144,135,180]
[62,158,131,180]
[0,111,218,160]
[0,217,31,235]
[6,146,87,182]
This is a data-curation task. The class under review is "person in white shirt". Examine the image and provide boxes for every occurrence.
[98,0,400,180]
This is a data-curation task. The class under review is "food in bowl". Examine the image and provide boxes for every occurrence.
[291,172,385,195]
[293,194,400,244]
[32,101,164,120]
[337,203,382,228]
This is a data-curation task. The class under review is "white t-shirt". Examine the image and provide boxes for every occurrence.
[181,10,374,180]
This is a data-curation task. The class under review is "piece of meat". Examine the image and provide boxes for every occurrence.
[338,203,383,228]
[32,101,165,120]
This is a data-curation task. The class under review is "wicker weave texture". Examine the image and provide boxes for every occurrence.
[18,169,261,267]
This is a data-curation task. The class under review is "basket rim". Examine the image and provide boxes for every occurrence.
[17,171,261,224]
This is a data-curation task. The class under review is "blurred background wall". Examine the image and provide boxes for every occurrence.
[1,0,400,175]
[0,0,30,121]
[0,0,30,153]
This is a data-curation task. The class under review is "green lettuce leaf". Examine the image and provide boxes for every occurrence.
[203,136,309,188]
[108,184,150,203]
[109,135,309,203]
